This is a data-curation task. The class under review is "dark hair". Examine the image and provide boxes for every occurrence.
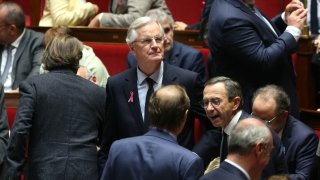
[0,1,25,31]
[205,76,243,108]
[149,85,190,131]
[42,35,82,73]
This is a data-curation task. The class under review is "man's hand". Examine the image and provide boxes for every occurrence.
[286,7,308,30]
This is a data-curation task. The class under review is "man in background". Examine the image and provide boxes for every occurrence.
[0,1,44,92]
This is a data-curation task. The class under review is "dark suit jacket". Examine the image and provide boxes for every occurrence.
[208,0,299,118]
[200,160,249,180]
[127,41,208,84]
[100,129,204,180]
[0,29,44,90]
[0,84,9,178]
[6,69,105,180]
[98,63,211,172]
[282,115,318,179]
[193,111,288,178]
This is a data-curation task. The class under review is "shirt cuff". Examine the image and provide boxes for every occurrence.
[285,26,301,41]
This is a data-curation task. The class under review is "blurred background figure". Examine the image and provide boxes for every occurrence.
[40,26,109,87]
[88,0,172,28]
[6,35,105,179]
[39,0,99,27]
[0,1,44,92]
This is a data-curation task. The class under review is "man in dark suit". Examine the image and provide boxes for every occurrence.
[208,0,307,118]
[0,84,9,178]
[0,1,44,92]
[101,85,204,180]
[252,85,318,179]
[194,76,287,178]
[200,118,274,180]
[127,9,208,84]
[6,35,105,179]
[99,16,211,173]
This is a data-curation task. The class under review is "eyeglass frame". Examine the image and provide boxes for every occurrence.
[132,35,165,46]
[202,97,223,109]
[251,111,283,124]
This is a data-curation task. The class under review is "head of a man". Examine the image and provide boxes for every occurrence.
[203,76,243,128]
[149,85,190,134]
[126,17,165,75]
[42,35,83,73]
[146,9,174,52]
[0,1,25,45]
[228,118,273,179]
[252,85,290,133]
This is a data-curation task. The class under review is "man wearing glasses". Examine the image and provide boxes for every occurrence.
[127,9,208,84]
[252,85,318,179]
[195,76,287,178]
[98,16,211,174]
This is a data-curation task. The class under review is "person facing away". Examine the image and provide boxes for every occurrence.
[207,0,308,118]
[88,0,172,28]
[100,85,204,180]
[127,9,208,84]
[200,118,274,180]
[6,35,105,179]
[40,26,110,88]
[193,76,288,178]
[39,0,99,27]
[0,83,9,179]
[0,1,44,93]
[252,84,319,179]
[98,16,210,174]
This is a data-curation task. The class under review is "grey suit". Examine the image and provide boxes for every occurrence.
[0,84,9,178]
[0,29,44,90]
[6,69,105,179]
[100,0,172,27]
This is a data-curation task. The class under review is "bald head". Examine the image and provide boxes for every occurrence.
[149,85,190,132]
[229,118,272,155]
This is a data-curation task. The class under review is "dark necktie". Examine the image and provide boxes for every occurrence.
[1,45,14,84]
[220,131,228,163]
[144,77,154,130]
[311,0,319,34]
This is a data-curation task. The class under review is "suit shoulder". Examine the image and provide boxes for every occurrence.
[289,117,317,138]
[167,63,198,77]
[174,41,201,54]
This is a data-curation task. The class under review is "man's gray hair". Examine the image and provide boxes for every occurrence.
[228,120,271,155]
[126,16,164,44]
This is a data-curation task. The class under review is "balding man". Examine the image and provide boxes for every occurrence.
[100,85,204,180]
[201,118,273,180]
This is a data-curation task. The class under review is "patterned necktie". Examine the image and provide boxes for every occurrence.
[144,77,154,130]
[220,131,228,163]
[1,45,14,84]
[311,0,319,34]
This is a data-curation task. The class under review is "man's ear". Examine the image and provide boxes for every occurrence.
[255,141,265,157]
[91,75,97,83]
[232,96,241,111]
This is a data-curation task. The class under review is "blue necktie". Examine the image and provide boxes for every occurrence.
[1,45,14,84]
[311,0,319,34]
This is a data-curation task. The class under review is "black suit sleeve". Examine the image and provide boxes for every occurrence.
[0,84,9,168]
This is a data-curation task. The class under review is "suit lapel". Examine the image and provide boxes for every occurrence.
[124,68,145,130]
[162,63,178,85]
[12,30,28,80]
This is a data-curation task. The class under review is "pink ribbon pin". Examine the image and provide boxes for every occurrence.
[128,91,134,103]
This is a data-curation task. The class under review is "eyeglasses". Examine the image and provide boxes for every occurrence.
[251,112,282,124]
[202,98,222,109]
[133,35,164,46]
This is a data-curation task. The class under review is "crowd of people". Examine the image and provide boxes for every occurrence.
[0,0,320,179]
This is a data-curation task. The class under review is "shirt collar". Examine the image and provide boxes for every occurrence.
[137,61,163,85]
[224,110,242,135]
[11,28,25,49]
[225,159,250,180]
